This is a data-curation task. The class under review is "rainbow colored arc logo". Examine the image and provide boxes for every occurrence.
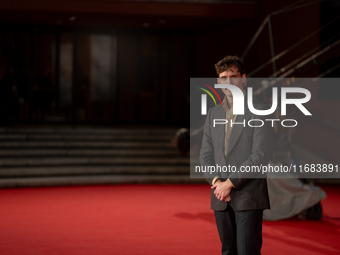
[197,82,222,106]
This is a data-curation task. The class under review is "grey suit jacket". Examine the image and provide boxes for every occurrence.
[199,100,273,211]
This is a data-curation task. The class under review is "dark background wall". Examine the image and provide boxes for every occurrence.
[0,0,339,128]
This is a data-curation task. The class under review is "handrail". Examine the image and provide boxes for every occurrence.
[252,38,340,97]
[241,0,307,59]
[269,32,340,77]
[316,62,340,78]
[279,38,340,77]
[247,15,340,77]
[242,0,332,74]
[241,16,269,59]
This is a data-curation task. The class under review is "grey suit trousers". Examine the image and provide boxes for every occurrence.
[214,204,263,255]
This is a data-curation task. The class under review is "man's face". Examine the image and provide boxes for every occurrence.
[218,65,246,97]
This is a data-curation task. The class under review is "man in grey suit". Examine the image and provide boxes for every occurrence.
[199,55,274,255]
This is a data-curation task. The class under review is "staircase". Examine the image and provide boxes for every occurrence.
[0,126,200,187]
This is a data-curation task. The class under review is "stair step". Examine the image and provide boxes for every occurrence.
[0,157,190,167]
[0,165,190,177]
[0,134,174,141]
[0,126,190,186]
[0,127,179,135]
[0,149,180,157]
[0,141,174,149]
[0,175,206,188]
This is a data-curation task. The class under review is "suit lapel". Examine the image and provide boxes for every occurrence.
[226,103,251,156]
[213,106,226,153]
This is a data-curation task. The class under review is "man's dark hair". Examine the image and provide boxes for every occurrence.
[215,55,245,76]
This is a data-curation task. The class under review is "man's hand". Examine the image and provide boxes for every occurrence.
[211,179,233,202]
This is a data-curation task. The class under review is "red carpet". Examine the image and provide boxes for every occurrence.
[0,184,339,255]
